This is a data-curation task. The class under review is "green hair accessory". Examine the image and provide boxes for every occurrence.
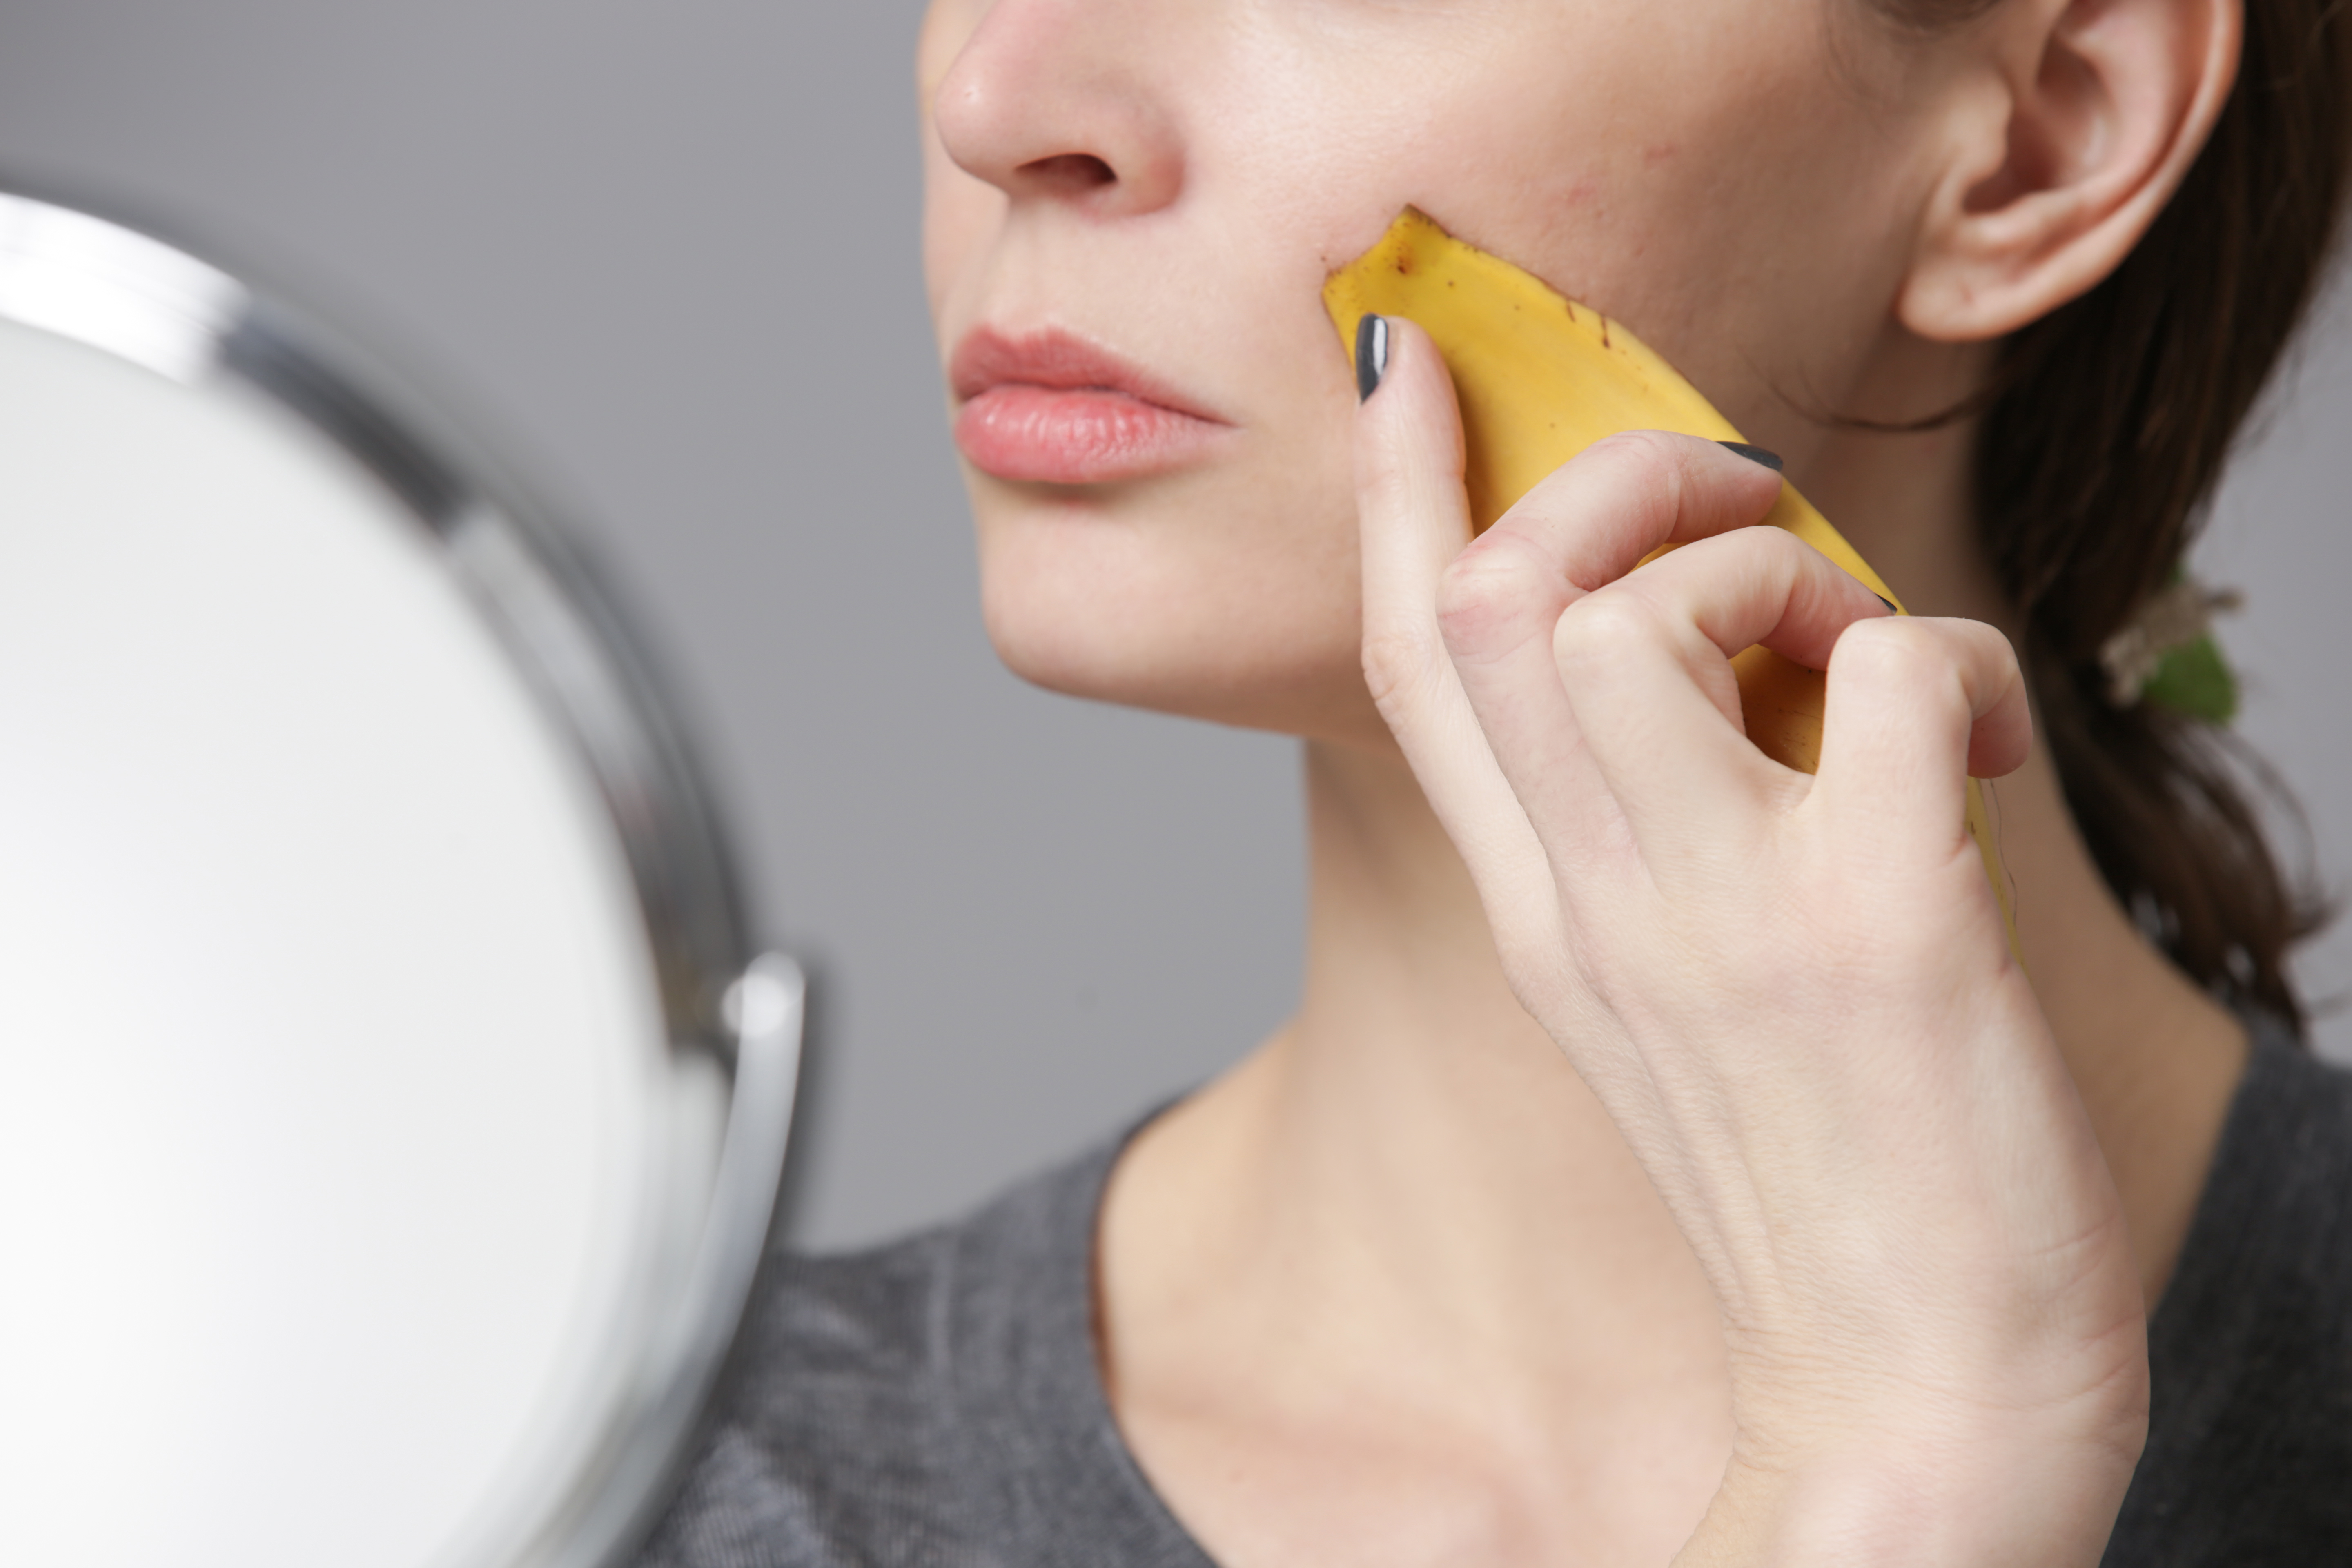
[2098,575,2243,724]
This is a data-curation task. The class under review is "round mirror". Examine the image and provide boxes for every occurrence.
[0,189,799,1568]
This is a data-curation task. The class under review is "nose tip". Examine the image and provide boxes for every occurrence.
[930,8,1184,219]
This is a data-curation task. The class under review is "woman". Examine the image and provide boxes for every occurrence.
[644,0,2352,1562]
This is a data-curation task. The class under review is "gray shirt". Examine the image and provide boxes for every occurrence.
[637,1021,2352,1567]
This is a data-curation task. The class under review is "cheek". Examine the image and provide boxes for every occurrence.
[1254,2,1909,443]
[1450,13,1927,441]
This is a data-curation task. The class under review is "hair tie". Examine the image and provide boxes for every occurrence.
[2098,575,2243,722]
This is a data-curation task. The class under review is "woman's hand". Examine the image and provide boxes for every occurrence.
[1352,318,2149,1566]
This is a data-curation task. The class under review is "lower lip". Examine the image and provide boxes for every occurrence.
[953,385,1229,485]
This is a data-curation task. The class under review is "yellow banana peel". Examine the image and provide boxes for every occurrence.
[1325,208,2018,958]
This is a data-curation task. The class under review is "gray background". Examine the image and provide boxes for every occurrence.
[2,0,2342,1250]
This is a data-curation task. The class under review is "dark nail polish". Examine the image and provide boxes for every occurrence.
[1875,593,1898,613]
[1355,314,1389,403]
[1717,440,1783,472]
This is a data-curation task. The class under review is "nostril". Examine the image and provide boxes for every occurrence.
[1018,152,1116,191]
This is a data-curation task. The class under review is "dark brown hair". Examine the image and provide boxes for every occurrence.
[1875,0,2352,1029]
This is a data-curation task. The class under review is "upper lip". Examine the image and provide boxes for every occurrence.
[949,327,1229,423]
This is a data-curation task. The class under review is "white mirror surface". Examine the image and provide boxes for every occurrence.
[0,309,725,1568]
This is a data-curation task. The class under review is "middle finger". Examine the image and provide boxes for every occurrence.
[1440,431,1791,878]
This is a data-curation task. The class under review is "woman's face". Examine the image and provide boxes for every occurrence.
[920,0,1950,746]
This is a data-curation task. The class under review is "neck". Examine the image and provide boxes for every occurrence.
[1101,741,1738,1529]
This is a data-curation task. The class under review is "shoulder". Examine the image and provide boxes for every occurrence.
[2108,1026,2352,1567]
[632,1138,1123,1568]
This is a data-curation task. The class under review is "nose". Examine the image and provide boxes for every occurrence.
[931,0,1185,218]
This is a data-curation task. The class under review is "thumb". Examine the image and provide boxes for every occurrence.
[1350,313,1552,915]
[1353,311,1474,728]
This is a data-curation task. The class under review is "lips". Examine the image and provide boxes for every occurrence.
[950,327,1233,485]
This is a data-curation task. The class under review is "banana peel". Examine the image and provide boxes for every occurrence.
[1325,208,2019,958]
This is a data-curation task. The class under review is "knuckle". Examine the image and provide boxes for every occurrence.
[1686,526,1807,604]
[1552,588,1658,671]
[1490,923,1551,987]
[1746,524,1812,574]
[1835,614,1926,671]
[1353,438,1412,512]
[1360,619,1443,713]
[1585,426,1686,478]
[1714,525,1817,601]
[1494,929,1584,1022]
[1585,428,1692,507]
[1576,430,1690,555]
[1835,618,1965,704]
[1967,620,2025,686]
[1435,536,1547,661]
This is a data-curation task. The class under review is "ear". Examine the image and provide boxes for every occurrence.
[1899,0,2241,342]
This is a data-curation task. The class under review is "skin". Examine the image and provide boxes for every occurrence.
[919,0,2249,1563]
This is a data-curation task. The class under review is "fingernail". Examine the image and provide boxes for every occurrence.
[1717,440,1783,472]
[1875,593,1897,613]
[1356,314,1389,403]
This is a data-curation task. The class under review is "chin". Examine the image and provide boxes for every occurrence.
[972,493,1382,746]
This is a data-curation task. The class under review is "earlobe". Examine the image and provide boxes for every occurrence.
[1898,0,2241,343]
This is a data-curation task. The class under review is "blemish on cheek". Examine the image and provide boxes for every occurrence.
[1643,143,1677,167]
